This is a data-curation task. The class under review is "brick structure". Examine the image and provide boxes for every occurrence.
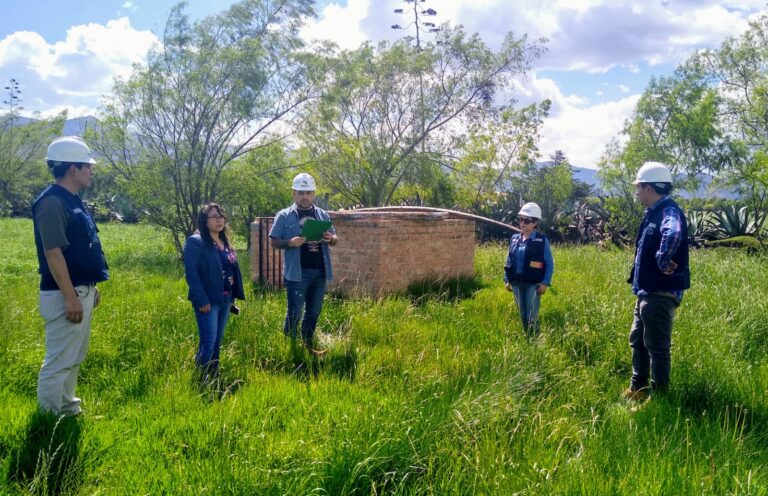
[250,211,476,295]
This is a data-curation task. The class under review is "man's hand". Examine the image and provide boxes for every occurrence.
[322,232,338,245]
[662,260,678,275]
[504,282,512,292]
[536,283,549,295]
[199,304,211,314]
[65,295,84,323]
[94,287,101,308]
[288,236,306,247]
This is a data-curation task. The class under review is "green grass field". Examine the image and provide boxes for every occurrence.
[1,217,768,495]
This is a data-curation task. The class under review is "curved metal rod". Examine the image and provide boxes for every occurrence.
[341,206,519,232]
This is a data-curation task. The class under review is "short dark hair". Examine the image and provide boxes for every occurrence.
[48,160,89,179]
[639,182,672,195]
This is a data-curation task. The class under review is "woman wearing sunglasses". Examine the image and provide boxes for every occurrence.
[183,203,245,385]
[503,202,554,336]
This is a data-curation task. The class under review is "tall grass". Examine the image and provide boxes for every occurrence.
[1,218,767,494]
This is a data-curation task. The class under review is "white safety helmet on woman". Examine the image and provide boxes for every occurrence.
[292,173,316,191]
[633,161,672,185]
[517,202,542,220]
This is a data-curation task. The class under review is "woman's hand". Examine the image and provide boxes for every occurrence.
[199,304,211,313]
[536,283,549,295]
[504,282,512,292]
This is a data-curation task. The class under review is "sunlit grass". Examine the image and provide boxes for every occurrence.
[1,217,767,494]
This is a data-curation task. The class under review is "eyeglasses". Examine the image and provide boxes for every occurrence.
[517,217,535,225]
[207,214,227,220]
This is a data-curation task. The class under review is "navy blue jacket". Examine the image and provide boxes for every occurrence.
[183,234,245,308]
[504,232,553,285]
[628,196,690,292]
[32,184,109,290]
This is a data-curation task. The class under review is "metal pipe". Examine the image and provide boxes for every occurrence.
[342,206,519,232]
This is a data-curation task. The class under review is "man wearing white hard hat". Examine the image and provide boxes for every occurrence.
[623,161,689,403]
[31,136,109,415]
[503,202,554,336]
[269,173,338,354]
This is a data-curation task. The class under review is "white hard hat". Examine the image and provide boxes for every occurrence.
[518,202,542,220]
[633,161,672,184]
[46,136,96,165]
[292,172,316,191]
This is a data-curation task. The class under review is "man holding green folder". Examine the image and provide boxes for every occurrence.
[269,173,338,354]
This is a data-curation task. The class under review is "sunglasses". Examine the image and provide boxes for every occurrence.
[517,217,535,225]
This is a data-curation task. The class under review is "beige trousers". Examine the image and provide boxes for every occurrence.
[37,285,96,415]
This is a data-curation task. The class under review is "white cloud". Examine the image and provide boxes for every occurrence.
[0,18,158,117]
[301,0,371,50]
[38,104,100,119]
[618,84,630,93]
[0,31,55,72]
[513,73,638,167]
[541,94,639,168]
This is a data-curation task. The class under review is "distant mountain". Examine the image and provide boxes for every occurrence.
[571,166,599,189]
[538,161,737,200]
[62,116,97,135]
[3,115,97,136]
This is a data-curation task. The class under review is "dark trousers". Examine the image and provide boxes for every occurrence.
[284,268,327,346]
[629,294,678,391]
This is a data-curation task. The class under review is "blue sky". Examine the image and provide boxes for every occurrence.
[1,0,765,167]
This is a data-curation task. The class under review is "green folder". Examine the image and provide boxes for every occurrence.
[300,218,333,241]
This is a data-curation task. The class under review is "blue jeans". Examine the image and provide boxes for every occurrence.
[511,283,541,336]
[629,295,677,392]
[193,297,231,374]
[284,268,327,346]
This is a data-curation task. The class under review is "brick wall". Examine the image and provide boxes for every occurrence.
[250,211,476,296]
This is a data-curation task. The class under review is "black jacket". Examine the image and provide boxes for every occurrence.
[32,184,109,290]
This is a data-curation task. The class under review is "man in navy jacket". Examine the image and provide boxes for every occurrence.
[32,137,108,415]
[623,161,690,403]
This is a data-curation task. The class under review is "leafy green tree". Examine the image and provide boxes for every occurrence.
[218,143,295,245]
[300,26,546,207]
[452,102,550,214]
[693,15,768,227]
[598,66,727,236]
[90,0,317,253]
[0,112,65,216]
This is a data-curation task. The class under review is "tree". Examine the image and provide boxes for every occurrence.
[218,143,295,245]
[91,0,317,254]
[300,26,546,207]
[0,112,66,216]
[693,15,768,227]
[452,101,550,214]
[598,65,729,236]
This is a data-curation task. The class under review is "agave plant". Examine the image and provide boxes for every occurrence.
[685,209,717,246]
[709,205,765,239]
[567,197,630,246]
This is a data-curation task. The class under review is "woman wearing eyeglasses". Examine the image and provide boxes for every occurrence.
[183,203,245,384]
[503,202,554,336]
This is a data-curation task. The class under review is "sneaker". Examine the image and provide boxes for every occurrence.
[622,387,650,402]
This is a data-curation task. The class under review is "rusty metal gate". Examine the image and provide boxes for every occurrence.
[254,217,284,289]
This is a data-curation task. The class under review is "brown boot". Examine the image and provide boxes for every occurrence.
[622,387,650,402]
